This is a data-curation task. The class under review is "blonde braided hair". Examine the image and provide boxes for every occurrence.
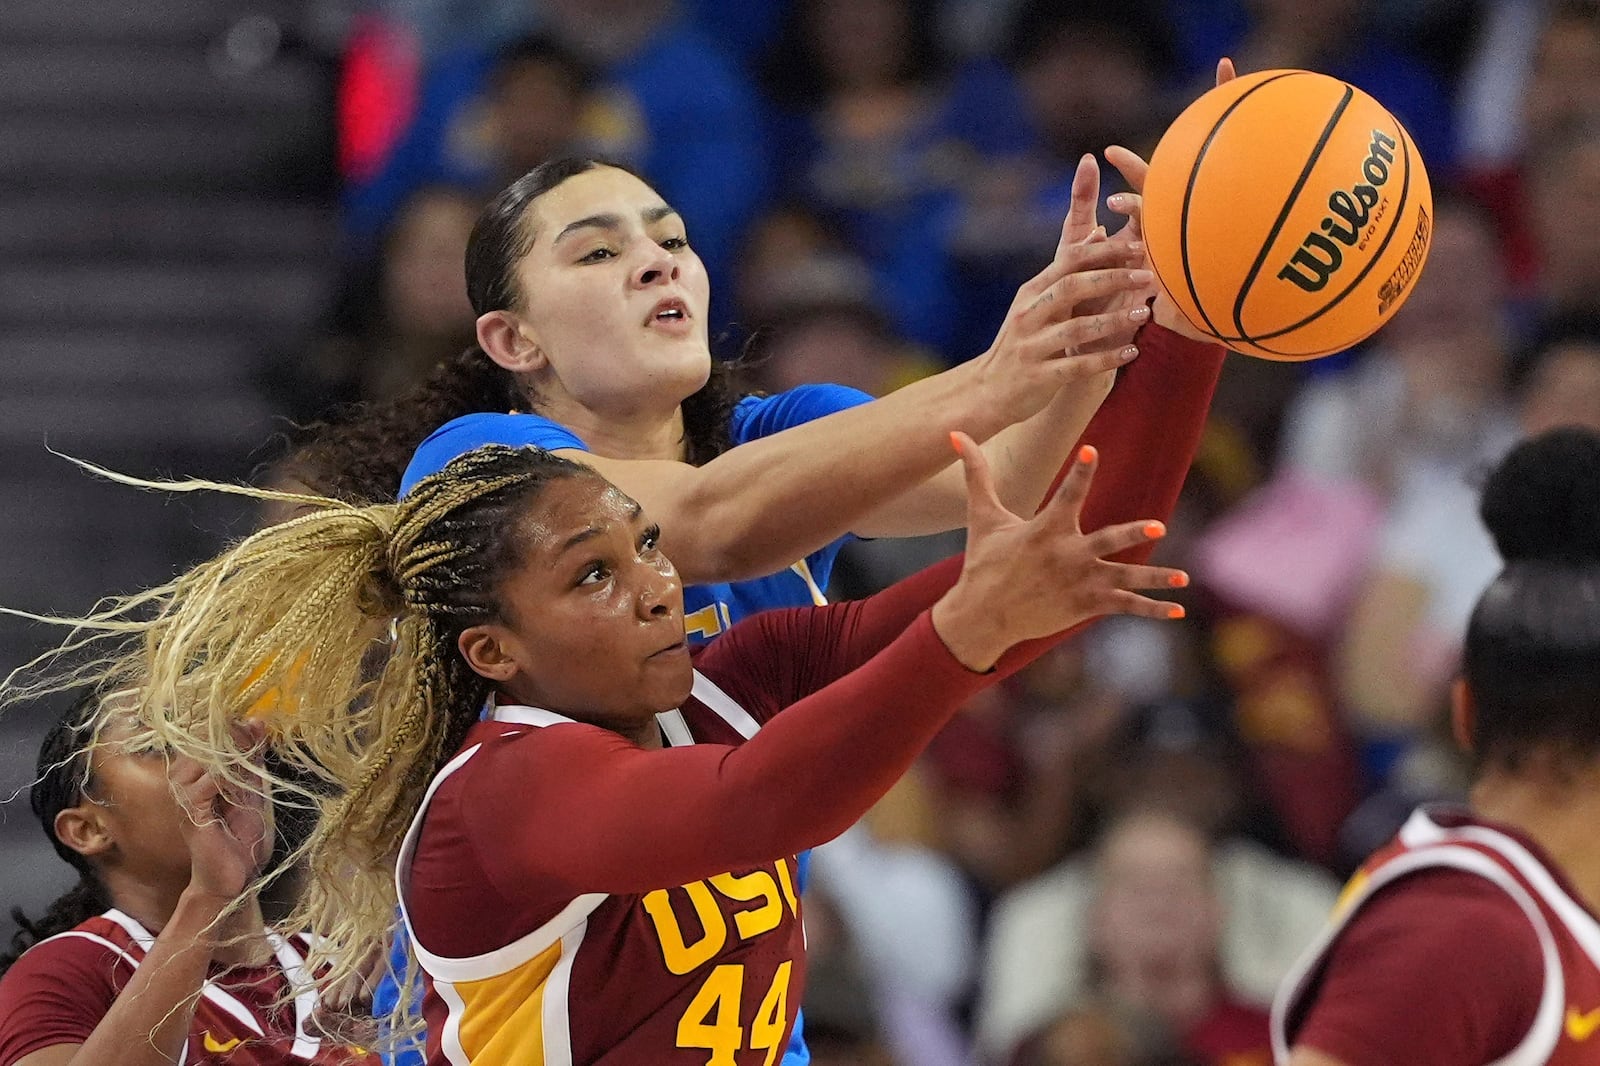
[0,444,596,1045]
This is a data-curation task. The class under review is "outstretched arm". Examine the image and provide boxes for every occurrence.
[851,154,1153,537]
[460,443,1184,898]
[568,232,1149,583]
[682,306,1226,717]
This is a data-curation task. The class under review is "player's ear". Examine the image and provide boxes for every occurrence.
[477,310,549,376]
[458,624,520,683]
[55,803,113,863]
[1450,677,1475,753]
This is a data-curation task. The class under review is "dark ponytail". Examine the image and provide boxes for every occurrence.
[288,157,738,502]
[1,695,111,975]
[284,350,523,504]
[1464,428,1600,774]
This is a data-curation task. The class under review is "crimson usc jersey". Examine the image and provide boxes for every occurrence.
[0,908,373,1066]
[1272,808,1600,1065]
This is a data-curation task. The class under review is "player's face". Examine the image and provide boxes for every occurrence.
[477,475,693,733]
[68,717,272,894]
[509,166,712,419]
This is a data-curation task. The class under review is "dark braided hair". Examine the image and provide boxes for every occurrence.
[288,158,739,505]
[1,694,112,975]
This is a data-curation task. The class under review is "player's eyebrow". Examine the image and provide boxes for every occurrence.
[556,501,644,554]
[552,205,679,246]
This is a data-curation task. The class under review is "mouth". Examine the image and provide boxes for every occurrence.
[645,297,692,331]
[648,639,688,661]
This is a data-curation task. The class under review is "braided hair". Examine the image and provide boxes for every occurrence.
[0,445,604,1044]
[0,694,111,975]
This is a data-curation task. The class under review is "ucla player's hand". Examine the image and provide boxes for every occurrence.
[1101,58,1238,343]
[973,187,1157,421]
[931,433,1187,672]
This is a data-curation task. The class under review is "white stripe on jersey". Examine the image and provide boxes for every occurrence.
[394,738,606,984]
[689,672,761,739]
[1269,822,1567,1066]
[1398,810,1600,967]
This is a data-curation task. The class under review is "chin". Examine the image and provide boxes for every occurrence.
[653,665,696,711]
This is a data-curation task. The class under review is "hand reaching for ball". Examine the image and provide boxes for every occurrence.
[1101,58,1239,345]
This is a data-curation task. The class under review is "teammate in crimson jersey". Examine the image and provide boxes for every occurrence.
[1272,428,1600,1066]
[267,434,1188,1066]
[0,696,375,1066]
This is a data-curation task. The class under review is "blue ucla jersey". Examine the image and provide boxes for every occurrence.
[401,383,871,641]
[388,383,872,1066]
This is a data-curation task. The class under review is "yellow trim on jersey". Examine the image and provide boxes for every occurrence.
[789,559,828,607]
[448,938,564,1065]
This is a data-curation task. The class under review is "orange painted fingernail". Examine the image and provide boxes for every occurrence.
[1167,604,1186,620]
[1168,572,1189,588]
[950,431,964,456]
[1078,445,1097,465]
[1144,522,1166,539]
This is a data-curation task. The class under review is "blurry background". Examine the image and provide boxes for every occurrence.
[3,1,1599,1063]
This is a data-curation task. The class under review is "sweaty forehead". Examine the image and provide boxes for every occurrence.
[513,475,641,553]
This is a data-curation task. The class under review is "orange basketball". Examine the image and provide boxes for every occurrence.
[1142,69,1434,360]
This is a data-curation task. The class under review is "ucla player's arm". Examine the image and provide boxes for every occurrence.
[1286,870,1542,1066]
[852,324,1220,536]
[569,278,1158,582]
[700,313,1224,713]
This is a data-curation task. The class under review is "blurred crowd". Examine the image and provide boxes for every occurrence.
[261,0,1600,1064]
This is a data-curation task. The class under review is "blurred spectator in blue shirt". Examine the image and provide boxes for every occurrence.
[762,0,1032,357]
[345,0,768,291]
[946,0,1178,357]
[1161,0,1457,171]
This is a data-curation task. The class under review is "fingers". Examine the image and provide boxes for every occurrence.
[1103,562,1190,591]
[1050,344,1141,380]
[1080,518,1168,561]
[1030,304,1150,362]
[1104,145,1150,193]
[1017,224,1141,303]
[1043,444,1098,525]
[1095,588,1188,622]
[1216,56,1237,86]
[952,431,1012,532]
[1027,265,1154,324]
[1106,188,1140,215]
[1061,153,1102,252]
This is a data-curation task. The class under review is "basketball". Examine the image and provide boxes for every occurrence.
[1142,69,1434,360]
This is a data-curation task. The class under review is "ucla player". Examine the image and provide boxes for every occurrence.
[0,695,374,1066]
[1273,428,1600,1066]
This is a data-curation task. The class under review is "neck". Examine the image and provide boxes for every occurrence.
[537,394,691,463]
[1473,766,1600,913]
[105,872,270,967]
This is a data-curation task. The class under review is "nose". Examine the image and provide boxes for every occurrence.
[631,243,679,289]
[637,557,681,620]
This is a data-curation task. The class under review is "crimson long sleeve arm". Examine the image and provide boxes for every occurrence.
[463,612,991,897]
[458,326,1224,899]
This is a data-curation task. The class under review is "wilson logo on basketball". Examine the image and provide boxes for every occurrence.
[1276,129,1398,293]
